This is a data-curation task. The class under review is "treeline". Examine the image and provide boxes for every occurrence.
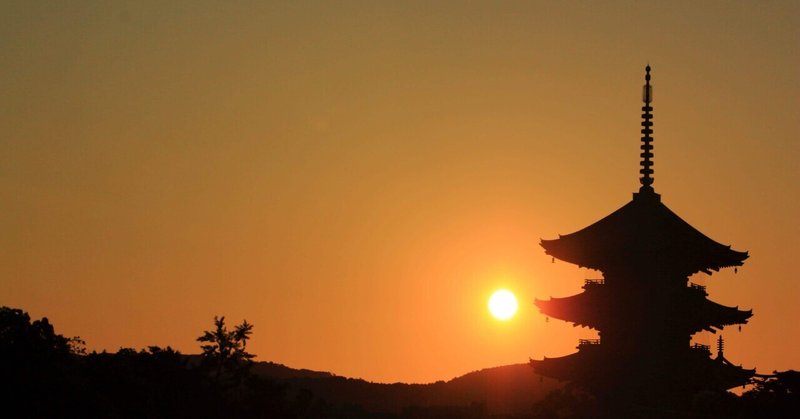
[0,306,455,418]
[0,307,289,418]
[1,306,797,418]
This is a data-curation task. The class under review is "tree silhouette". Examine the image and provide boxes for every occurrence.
[0,306,85,416]
[0,306,83,359]
[197,316,255,387]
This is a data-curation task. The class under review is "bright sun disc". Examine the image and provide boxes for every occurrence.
[488,289,518,320]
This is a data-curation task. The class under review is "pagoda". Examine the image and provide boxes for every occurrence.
[531,66,755,408]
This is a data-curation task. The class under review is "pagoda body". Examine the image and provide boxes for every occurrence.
[531,67,755,408]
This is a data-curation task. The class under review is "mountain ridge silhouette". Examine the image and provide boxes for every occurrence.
[244,360,562,415]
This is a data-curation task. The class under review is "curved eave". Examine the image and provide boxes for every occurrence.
[709,357,757,389]
[700,299,753,330]
[534,294,597,329]
[535,291,753,333]
[539,197,749,274]
[530,350,595,382]
[540,238,748,273]
[532,352,755,391]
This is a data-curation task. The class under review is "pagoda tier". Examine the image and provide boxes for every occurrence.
[534,283,752,333]
[531,344,755,398]
[540,190,748,276]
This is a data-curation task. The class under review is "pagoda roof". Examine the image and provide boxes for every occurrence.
[531,346,755,390]
[540,190,748,275]
[534,286,752,333]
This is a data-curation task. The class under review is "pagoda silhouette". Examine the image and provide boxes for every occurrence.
[531,66,755,409]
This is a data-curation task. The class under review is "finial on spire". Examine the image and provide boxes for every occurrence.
[639,65,654,192]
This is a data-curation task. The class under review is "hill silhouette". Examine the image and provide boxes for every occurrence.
[3,306,796,418]
[247,361,562,416]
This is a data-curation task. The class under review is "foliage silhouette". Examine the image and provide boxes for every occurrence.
[0,306,81,417]
[738,371,800,418]
[0,306,82,359]
[197,316,255,388]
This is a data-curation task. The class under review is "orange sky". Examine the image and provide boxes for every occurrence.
[2,2,798,383]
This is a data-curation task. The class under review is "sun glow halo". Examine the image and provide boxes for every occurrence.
[488,289,518,321]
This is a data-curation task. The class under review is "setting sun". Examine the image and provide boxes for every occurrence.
[488,289,518,321]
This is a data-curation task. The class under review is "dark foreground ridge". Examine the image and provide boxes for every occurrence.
[2,306,797,418]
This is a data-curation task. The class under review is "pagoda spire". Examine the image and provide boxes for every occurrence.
[640,65,654,192]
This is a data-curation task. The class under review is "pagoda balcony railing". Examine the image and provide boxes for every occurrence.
[583,279,604,287]
[690,343,711,355]
[689,282,708,296]
[578,339,601,347]
[689,282,706,292]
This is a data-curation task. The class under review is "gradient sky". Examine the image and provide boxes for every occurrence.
[2,1,798,383]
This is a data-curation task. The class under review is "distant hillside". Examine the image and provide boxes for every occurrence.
[251,362,562,416]
[251,361,336,380]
